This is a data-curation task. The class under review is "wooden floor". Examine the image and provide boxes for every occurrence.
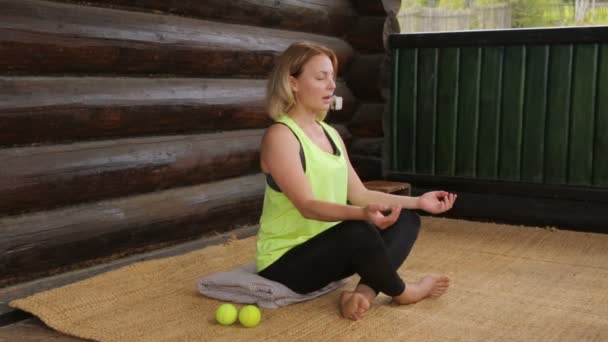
[0,225,259,342]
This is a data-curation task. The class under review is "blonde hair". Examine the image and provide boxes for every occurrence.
[266,41,338,121]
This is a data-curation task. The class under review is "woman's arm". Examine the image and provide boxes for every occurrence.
[335,134,457,213]
[261,124,398,225]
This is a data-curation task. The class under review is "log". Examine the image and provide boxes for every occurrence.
[346,16,385,53]
[346,54,385,101]
[0,77,270,146]
[350,137,383,157]
[0,225,259,325]
[0,130,263,216]
[0,0,354,76]
[0,77,356,147]
[347,103,384,137]
[350,0,386,15]
[350,155,383,181]
[330,124,353,148]
[53,0,357,37]
[0,174,265,286]
[0,318,82,341]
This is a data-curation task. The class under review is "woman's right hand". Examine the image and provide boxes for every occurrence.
[364,204,401,229]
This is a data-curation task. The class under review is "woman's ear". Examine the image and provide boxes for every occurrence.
[288,75,298,92]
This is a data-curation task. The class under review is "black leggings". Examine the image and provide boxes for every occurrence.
[258,210,421,297]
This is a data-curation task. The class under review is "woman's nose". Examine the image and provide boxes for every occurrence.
[328,78,336,89]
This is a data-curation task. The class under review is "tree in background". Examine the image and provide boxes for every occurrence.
[438,0,468,9]
[510,0,556,27]
[400,0,608,27]
[574,0,592,23]
[402,0,429,8]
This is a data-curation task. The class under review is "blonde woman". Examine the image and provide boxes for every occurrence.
[256,41,456,320]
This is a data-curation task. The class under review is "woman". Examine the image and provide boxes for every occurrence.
[256,41,456,321]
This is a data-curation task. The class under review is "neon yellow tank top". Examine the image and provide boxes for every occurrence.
[256,115,348,272]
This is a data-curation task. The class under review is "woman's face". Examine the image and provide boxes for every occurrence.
[289,54,336,113]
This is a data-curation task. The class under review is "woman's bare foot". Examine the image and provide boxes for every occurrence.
[393,274,450,304]
[340,291,371,321]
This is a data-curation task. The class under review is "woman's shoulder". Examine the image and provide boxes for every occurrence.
[262,122,298,148]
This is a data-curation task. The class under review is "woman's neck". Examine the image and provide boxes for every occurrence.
[287,106,318,130]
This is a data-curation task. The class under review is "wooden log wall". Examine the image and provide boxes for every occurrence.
[0,0,392,286]
[347,0,401,180]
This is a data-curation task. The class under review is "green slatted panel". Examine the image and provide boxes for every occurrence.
[594,45,608,186]
[521,46,549,183]
[392,48,400,170]
[545,45,573,184]
[499,46,526,180]
[396,49,418,172]
[416,48,438,174]
[455,48,481,177]
[435,48,459,176]
[568,44,598,185]
[477,47,503,179]
[393,40,606,188]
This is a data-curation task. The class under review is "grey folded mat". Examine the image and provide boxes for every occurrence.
[198,263,350,308]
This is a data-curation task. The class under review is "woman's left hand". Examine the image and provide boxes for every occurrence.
[365,204,402,230]
[417,191,457,214]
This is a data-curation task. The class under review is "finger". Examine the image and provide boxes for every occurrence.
[369,212,384,225]
[435,191,449,198]
[439,198,450,212]
[449,194,456,208]
[443,194,452,208]
[378,217,394,229]
[376,220,390,230]
[371,213,389,228]
[378,207,400,228]
[388,206,401,224]
[440,194,452,209]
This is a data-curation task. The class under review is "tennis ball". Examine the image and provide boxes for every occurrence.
[215,303,238,326]
[238,305,261,328]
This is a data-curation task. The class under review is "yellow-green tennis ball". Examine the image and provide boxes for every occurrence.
[238,305,261,328]
[215,303,238,326]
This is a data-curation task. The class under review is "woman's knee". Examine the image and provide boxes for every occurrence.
[396,210,421,238]
[341,221,383,249]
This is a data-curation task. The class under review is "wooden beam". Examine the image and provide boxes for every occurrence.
[387,173,608,232]
[0,77,268,146]
[346,54,385,101]
[346,16,385,53]
[0,130,263,216]
[0,77,356,147]
[350,0,386,15]
[351,137,383,157]
[350,155,383,181]
[411,186,608,234]
[0,225,259,326]
[52,0,357,37]
[0,0,354,76]
[386,173,608,203]
[348,102,384,137]
[0,174,265,286]
[0,318,83,341]
[331,123,353,148]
